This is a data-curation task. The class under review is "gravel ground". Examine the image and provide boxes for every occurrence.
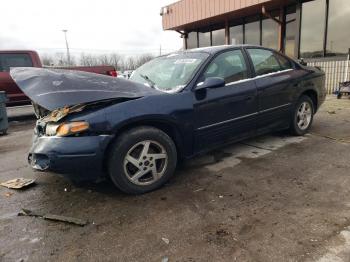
[0,96,350,262]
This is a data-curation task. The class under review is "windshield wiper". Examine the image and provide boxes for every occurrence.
[140,74,156,89]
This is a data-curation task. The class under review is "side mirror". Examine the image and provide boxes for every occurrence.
[196,77,225,90]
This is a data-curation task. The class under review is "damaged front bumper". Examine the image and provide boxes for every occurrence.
[28,133,114,181]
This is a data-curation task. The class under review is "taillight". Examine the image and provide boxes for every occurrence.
[108,70,117,77]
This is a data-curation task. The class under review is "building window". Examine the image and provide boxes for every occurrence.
[300,0,326,58]
[326,0,350,57]
[187,32,198,49]
[285,5,297,58]
[198,30,211,48]
[212,28,225,46]
[229,24,243,45]
[262,11,279,50]
[245,17,260,45]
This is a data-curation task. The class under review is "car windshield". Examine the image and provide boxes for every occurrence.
[130,52,209,93]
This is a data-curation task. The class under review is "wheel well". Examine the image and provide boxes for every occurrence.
[102,121,184,174]
[301,90,318,112]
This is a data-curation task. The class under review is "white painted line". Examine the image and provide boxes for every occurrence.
[316,228,350,262]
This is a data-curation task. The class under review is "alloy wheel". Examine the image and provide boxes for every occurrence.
[297,101,312,130]
[123,140,168,186]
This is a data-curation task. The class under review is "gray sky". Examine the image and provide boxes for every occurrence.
[0,0,181,56]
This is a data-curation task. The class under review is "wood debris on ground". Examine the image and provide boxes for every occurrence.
[18,208,88,226]
[0,178,35,189]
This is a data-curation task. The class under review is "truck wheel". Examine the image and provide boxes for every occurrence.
[290,95,314,136]
[108,126,177,194]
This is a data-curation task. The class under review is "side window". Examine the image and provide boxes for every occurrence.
[0,54,33,72]
[247,49,281,76]
[203,50,248,84]
[274,53,293,70]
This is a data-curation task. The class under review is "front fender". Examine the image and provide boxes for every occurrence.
[104,93,195,157]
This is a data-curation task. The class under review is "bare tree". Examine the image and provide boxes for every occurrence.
[135,54,154,68]
[125,56,137,70]
[109,53,123,70]
[98,54,109,65]
[69,52,156,70]
[79,53,98,66]
[54,52,68,66]
[40,53,55,66]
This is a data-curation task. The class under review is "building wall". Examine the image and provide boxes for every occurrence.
[162,0,273,31]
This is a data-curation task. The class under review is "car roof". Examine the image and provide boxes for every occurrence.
[0,50,38,54]
[167,45,275,57]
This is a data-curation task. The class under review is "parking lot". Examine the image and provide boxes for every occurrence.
[1,96,350,262]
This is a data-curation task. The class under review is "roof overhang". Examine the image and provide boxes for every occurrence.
[162,0,296,32]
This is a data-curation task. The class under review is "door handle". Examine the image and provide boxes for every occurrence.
[245,96,253,101]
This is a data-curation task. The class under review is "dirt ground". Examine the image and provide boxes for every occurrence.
[1,96,350,262]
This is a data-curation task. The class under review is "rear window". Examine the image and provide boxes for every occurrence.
[247,49,281,76]
[0,54,33,72]
[274,53,293,70]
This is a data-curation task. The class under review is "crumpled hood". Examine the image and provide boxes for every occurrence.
[10,67,162,111]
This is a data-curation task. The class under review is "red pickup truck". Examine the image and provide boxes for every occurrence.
[0,50,117,106]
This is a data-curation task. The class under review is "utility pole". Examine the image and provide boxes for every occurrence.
[62,29,71,65]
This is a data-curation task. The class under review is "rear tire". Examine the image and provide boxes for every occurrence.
[290,95,314,136]
[108,126,177,194]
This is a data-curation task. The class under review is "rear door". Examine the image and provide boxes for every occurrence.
[0,53,33,105]
[193,49,258,151]
[245,48,296,133]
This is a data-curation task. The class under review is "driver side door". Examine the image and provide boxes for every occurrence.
[192,49,258,152]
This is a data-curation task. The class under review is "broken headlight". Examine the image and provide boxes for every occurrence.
[45,121,89,137]
[45,123,60,136]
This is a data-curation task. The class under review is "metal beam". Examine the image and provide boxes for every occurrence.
[262,6,282,25]
[295,1,302,58]
[225,20,229,45]
[278,7,285,52]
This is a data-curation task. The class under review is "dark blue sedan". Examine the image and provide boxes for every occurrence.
[11,45,326,194]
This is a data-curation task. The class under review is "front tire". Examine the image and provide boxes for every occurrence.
[108,126,177,194]
[290,95,314,136]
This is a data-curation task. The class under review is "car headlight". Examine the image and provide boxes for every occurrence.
[45,123,60,136]
[45,121,89,137]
